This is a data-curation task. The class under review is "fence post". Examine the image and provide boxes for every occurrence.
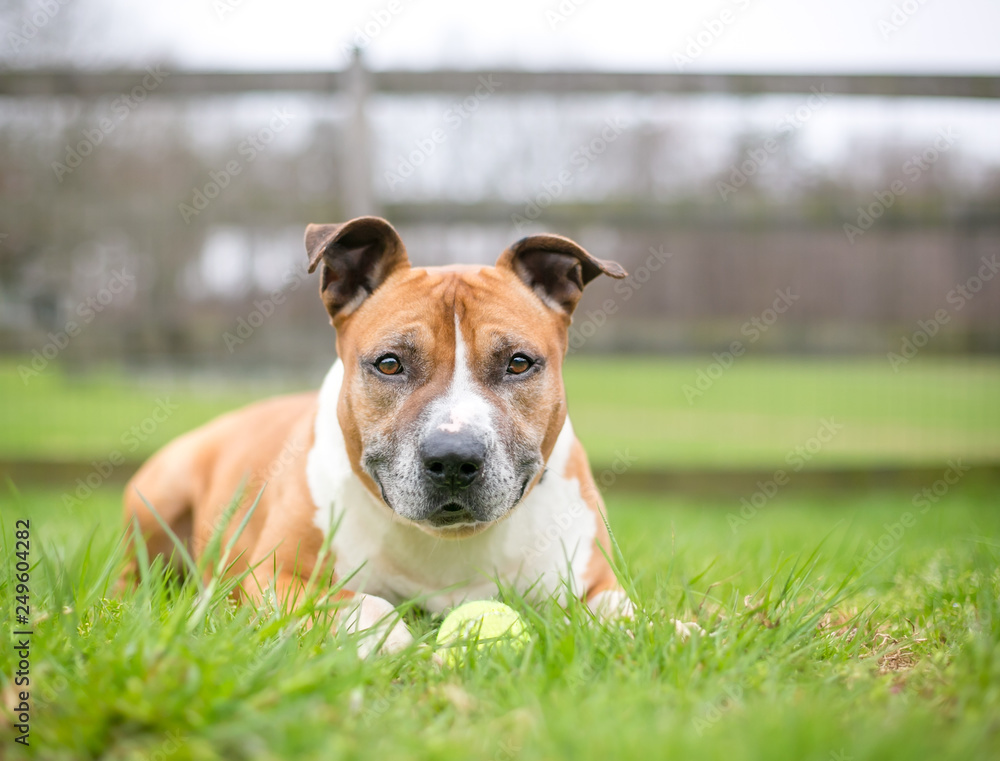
[343,48,377,218]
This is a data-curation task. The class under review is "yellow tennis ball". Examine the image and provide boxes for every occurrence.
[436,601,529,664]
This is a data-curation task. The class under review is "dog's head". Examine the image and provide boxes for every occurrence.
[305,216,626,537]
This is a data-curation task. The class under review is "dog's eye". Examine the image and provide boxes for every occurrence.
[507,354,533,375]
[375,355,403,375]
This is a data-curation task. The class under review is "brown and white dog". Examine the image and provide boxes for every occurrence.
[123,216,634,654]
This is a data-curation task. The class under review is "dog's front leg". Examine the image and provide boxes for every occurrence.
[243,564,413,657]
[336,592,414,657]
[581,505,636,622]
[586,584,636,622]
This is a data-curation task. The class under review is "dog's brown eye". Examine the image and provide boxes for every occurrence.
[507,354,532,375]
[375,355,402,375]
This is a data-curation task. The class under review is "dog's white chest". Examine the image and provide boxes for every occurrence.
[305,361,596,614]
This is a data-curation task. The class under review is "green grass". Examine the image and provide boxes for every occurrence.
[2,481,999,760]
[0,361,279,464]
[3,356,1000,469]
[564,355,1000,468]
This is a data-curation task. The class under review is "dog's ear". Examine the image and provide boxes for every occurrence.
[496,234,627,315]
[305,216,410,322]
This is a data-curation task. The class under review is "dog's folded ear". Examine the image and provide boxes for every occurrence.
[496,234,627,315]
[305,216,410,322]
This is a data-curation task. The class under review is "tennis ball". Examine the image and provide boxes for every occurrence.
[436,601,529,664]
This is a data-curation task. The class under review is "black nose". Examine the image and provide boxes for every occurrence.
[421,430,486,490]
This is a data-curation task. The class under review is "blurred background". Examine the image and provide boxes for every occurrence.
[1,0,998,511]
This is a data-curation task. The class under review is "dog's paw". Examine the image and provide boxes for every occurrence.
[670,619,705,641]
[587,589,636,623]
[340,593,414,657]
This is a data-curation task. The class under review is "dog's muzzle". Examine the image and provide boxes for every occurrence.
[419,428,486,527]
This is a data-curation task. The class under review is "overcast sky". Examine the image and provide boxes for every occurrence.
[96,0,1000,73]
[5,0,998,178]
[64,0,992,167]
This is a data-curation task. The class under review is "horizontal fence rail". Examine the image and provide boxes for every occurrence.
[3,457,998,496]
[1,68,999,99]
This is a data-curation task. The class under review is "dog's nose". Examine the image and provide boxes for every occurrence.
[421,430,485,489]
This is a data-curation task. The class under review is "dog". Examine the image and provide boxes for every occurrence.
[123,216,634,654]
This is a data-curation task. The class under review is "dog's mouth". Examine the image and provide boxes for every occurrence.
[426,502,477,528]
[376,480,393,511]
[370,459,539,536]
[436,476,534,528]
[517,476,530,502]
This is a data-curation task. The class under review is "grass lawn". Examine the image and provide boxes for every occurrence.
[2,480,998,760]
[2,356,1000,470]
